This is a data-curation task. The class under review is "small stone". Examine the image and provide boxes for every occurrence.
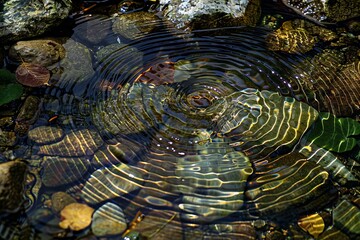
[51,192,77,213]
[0,130,16,147]
[59,203,94,231]
[9,40,65,67]
[15,96,41,136]
[0,117,14,128]
[91,202,127,236]
[0,160,27,213]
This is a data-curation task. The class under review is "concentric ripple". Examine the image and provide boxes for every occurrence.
[32,14,339,230]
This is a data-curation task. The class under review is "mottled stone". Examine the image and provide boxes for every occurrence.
[0,130,16,147]
[50,39,94,87]
[0,0,72,43]
[112,11,159,40]
[91,202,127,236]
[9,40,65,66]
[0,160,27,213]
[15,96,41,136]
[51,192,77,213]
[266,21,317,54]
[160,0,261,30]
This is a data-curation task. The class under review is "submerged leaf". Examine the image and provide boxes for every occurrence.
[0,83,23,106]
[15,63,50,87]
[305,112,360,152]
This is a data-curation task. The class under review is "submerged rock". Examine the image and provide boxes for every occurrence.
[91,202,127,237]
[112,11,159,40]
[160,0,261,30]
[9,40,65,66]
[50,39,94,88]
[15,96,41,136]
[0,0,72,43]
[0,160,27,213]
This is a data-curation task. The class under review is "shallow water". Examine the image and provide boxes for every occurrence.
[1,3,360,240]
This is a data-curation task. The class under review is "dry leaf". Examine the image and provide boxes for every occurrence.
[298,213,325,238]
[59,203,94,231]
[15,63,50,87]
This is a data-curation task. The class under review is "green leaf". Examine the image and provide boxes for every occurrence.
[0,83,23,106]
[0,69,17,84]
[305,112,360,153]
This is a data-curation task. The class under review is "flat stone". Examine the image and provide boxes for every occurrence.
[0,160,27,213]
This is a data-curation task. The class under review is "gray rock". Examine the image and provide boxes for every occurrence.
[0,0,72,43]
[50,39,94,88]
[160,0,261,30]
[9,40,65,66]
[0,160,27,213]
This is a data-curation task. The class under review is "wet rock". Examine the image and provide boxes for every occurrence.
[91,202,127,237]
[0,116,14,128]
[160,0,261,30]
[82,162,143,204]
[112,11,159,40]
[28,207,64,235]
[0,130,16,147]
[297,50,360,116]
[0,0,72,43]
[333,199,360,237]
[15,96,41,136]
[51,192,77,213]
[38,129,103,157]
[9,40,65,67]
[0,160,27,213]
[95,43,143,79]
[73,14,112,45]
[41,156,91,187]
[59,203,94,231]
[28,126,64,145]
[318,227,350,240]
[246,152,337,219]
[266,20,317,54]
[51,39,94,88]
[282,0,360,23]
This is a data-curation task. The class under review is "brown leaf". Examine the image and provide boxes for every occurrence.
[135,61,175,85]
[15,63,50,87]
